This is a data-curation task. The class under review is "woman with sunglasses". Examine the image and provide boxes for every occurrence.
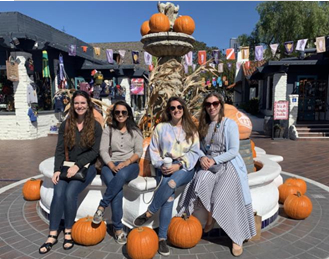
[177,92,256,257]
[92,100,143,245]
[134,96,200,256]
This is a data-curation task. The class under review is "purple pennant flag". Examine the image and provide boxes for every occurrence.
[68,45,76,56]
[255,45,264,61]
[183,63,189,74]
[185,51,193,66]
[192,64,196,72]
[144,51,152,65]
[132,51,139,64]
[284,41,294,54]
[106,49,113,64]
[227,63,232,71]
[212,50,220,64]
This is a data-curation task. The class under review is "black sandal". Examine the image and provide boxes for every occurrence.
[63,231,74,250]
[39,234,58,254]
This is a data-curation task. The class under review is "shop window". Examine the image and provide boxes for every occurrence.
[0,70,15,112]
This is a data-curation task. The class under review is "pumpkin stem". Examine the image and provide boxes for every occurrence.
[182,213,188,220]
[137,227,144,232]
[297,191,301,197]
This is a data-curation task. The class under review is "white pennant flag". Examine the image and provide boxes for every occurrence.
[218,63,223,73]
[296,39,308,51]
[144,51,152,66]
[185,51,193,66]
[192,64,196,72]
[316,36,326,53]
[270,43,279,57]
[118,50,126,59]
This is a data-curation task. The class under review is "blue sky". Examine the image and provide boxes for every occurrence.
[0,1,261,50]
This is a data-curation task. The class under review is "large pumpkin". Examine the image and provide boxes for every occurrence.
[149,13,170,33]
[173,16,195,35]
[72,216,106,246]
[285,177,307,195]
[139,137,153,177]
[224,104,252,140]
[250,140,256,158]
[22,178,43,201]
[168,214,202,248]
[284,192,313,219]
[278,183,302,204]
[127,227,158,259]
[140,21,151,36]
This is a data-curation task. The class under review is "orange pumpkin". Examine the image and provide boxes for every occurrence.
[173,15,195,35]
[224,104,252,140]
[149,13,170,33]
[285,177,307,195]
[127,227,158,259]
[140,20,151,36]
[139,137,153,177]
[22,178,43,201]
[250,140,256,158]
[284,192,313,219]
[168,214,202,248]
[278,183,302,204]
[72,216,106,246]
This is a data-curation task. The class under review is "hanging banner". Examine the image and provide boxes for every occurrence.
[106,49,113,64]
[68,45,76,56]
[198,50,207,65]
[227,63,232,71]
[42,50,50,78]
[226,48,235,60]
[183,63,189,74]
[270,43,279,57]
[218,63,224,73]
[241,46,249,60]
[94,47,100,56]
[81,46,88,53]
[296,39,308,51]
[274,101,289,120]
[212,50,220,64]
[316,36,326,53]
[255,45,264,61]
[284,41,294,54]
[118,50,126,59]
[192,64,196,72]
[144,51,152,65]
[132,51,140,64]
[185,51,193,66]
[130,78,144,95]
[59,54,65,81]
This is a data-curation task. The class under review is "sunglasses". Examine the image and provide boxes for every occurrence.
[114,110,128,116]
[205,101,220,108]
[169,105,183,111]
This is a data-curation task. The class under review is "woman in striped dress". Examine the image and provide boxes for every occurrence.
[177,92,256,257]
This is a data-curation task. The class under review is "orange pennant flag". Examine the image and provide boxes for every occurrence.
[226,48,235,60]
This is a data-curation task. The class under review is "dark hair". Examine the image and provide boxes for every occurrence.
[161,96,198,144]
[109,100,141,137]
[65,90,95,148]
[198,92,225,140]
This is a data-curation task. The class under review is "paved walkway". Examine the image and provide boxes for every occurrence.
[1,134,329,259]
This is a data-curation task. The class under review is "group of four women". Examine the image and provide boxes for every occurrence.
[39,90,256,257]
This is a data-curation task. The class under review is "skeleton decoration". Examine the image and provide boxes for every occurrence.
[157,1,180,30]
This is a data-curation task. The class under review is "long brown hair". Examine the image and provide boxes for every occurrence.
[161,96,198,144]
[198,92,225,140]
[65,90,95,149]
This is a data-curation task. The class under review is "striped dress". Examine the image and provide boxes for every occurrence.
[177,119,256,246]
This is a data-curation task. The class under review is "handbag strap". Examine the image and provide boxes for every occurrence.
[64,121,69,161]
[109,126,113,157]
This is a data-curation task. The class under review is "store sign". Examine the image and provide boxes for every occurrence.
[130,78,144,95]
[274,101,289,120]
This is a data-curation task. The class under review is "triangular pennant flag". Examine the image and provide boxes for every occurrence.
[183,63,189,74]
[185,51,193,66]
[218,63,223,73]
[212,50,220,64]
[226,48,235,60]
[118,50,126,59]
[81,46,88,53]
[255,45,264,61]
[192,64,196,72]
[227,63,232,71]
[106,49,113,64]
[198,50,207,65]
[284,41,294,54]
[270,43,279,57]
[68,45,76,56]
[241,47,249,60]
[144,51,152,65]
[316,36,326,53]
[132,51,140,64]
[296,39,308,51]
[94,47,100,56]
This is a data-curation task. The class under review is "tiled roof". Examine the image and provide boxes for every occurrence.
[242,60,267,77]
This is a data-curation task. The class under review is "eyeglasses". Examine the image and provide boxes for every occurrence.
[114,110,128,116]
[169,105,183,111]
[205,101,220,108]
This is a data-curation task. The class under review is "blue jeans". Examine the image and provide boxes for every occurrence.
[99,162,139,230]
[49,164,97,230]
[148,168,195,240]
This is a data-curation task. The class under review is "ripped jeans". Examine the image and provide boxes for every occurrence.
[148,167,195,239]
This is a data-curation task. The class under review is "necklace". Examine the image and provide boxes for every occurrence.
[205,122,220,151]
[170,123,182,144]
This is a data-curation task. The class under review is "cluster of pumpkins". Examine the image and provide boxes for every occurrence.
[278,177,313,220]
[141,13,195,36]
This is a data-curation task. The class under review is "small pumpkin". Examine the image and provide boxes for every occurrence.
[22,178,43,201]
[149,13,170,33]
[284,191,313,219]
[285,177,307,194]
[278,183,302,204]
[127,227,158,259]
[72,216,106,246]
[168,214,202,248]
[224,104,252,140]
[173,15,195,35]
[140,21,151,36]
